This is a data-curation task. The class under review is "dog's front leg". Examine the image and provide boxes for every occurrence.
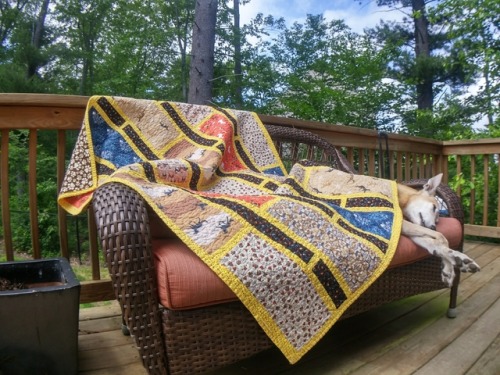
[401,220,480,287]
[402,221,456,286]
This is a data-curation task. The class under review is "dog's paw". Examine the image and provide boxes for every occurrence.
[441,272,455,288]
[459,258,481,273]
[449,250,481,273]
[441,261,456,287]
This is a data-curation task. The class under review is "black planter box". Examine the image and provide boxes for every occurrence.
[0,258,81,375]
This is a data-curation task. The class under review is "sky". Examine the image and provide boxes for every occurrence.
[239,0,407,34]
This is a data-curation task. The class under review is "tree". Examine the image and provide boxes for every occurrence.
[0,0,26,52]
[412,0,433,110]
[362,0,479,136]
[209,11,286,112]
[232,0,243,107]
[433,0,499,129]
[27,0,50,79]
[0,0,53,92]
[267,15,402,130]
[188,0,218,104]
[365,0,434,111]
[91,0,194,100]
[56,0,113,95]
[166,0,196,101]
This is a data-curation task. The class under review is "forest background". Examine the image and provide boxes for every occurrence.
[0,0,499,257]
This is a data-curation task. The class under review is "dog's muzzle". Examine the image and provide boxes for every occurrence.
[419,213,436,231]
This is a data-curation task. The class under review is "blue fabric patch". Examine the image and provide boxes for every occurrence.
[89,108,141,168]
[264,166,286,176]
[330,205,393,240]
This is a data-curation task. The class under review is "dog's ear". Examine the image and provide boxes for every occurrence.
[422,173,443,196]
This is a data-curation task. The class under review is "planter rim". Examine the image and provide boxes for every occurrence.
[0,257,80,295]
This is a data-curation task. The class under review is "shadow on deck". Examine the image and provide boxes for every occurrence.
[78,241,500,375]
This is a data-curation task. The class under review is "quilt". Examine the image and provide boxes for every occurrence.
[58,96,403,363]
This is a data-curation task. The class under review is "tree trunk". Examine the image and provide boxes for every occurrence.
[481,28,494,127]
[79,58,88,95]
[412,0,433,111]
[188,0,218,105]
[233,0,243,108]
[171,1,194,102]
[27,0,50,78]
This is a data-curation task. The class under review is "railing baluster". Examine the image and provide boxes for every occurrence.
[306,144,313,160]
[396,151,403,182]
[405,152,411,181]
[411,153,417,179]
[456,155,462,197]
[291,142,298,164]
[1,129,14,260]
[497,154,500,227]
[441,155,448,184]
[368,149,375,176]
[57,130,70,259]
[483,155,489,226]
[388,150,394,180]
[358,148,365,175]
[346,147,353,167]
[88,206,100,280]
[28,129,41,259]
[470,156,476,225]
[434,153,442,178]
[427,153,434,178]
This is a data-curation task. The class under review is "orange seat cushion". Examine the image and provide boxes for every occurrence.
[153,217,462,310]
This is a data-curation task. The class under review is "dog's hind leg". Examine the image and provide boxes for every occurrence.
[401,220,480,287]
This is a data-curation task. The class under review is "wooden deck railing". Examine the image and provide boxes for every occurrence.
[1,94,499,303]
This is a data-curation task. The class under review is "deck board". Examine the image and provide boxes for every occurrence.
[415,295,500,375]
[466,333,500,375]
[78,241,500,375]
[78,304,148,375]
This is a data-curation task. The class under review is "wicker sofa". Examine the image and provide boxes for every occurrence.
[92,124,464,375]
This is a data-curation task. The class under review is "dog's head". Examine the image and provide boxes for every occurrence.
[403,173,443,230]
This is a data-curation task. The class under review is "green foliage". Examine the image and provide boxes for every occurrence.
[4,130,61,256]
[362,0,499,135]
[0,64,46,93]
[431,0,499,129]
[449,172,476,213]
[258,16,405,131]
[0,127,89,258]
[447,153,500,229]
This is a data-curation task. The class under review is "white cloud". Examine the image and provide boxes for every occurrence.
[239,0,406,34]
[324,3,406,33]
[239,0,281,26]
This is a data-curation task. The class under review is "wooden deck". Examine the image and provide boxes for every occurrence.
[78,241,500,375]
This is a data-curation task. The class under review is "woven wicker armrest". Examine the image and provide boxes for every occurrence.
[93,182,169,374]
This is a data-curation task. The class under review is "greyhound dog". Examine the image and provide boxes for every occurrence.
[398,173,480,287]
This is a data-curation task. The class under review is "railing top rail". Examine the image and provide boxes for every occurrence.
[260,113,444,153]
[442,138,500,155]
[0,93,88,108]
[260,114,442,145]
